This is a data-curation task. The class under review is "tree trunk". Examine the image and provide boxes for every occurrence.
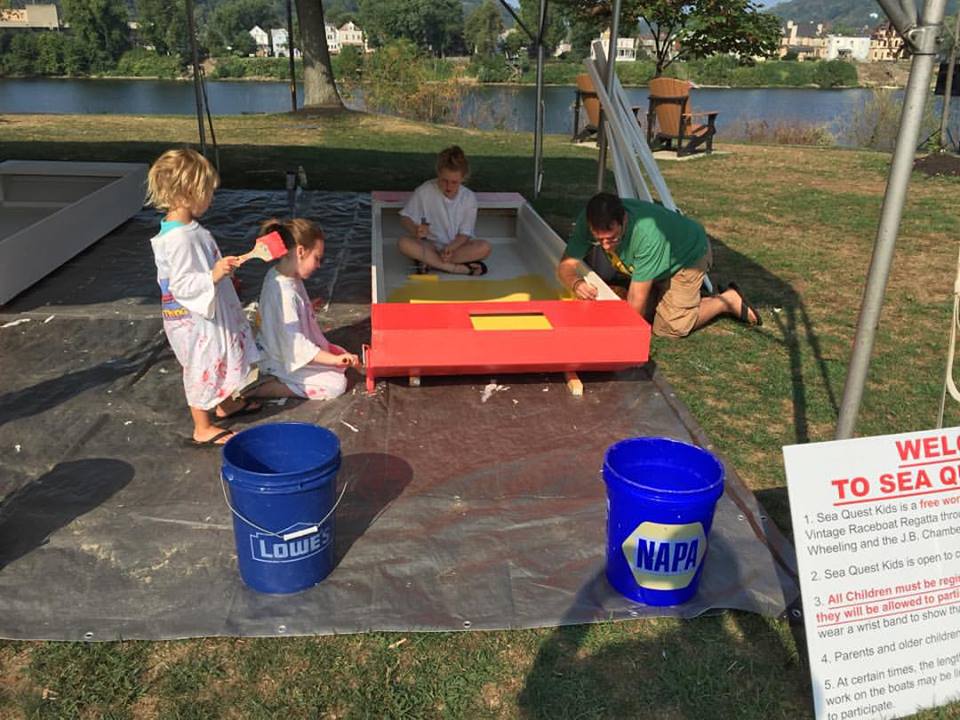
[295,0,342,108]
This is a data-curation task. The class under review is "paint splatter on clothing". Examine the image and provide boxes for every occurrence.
[257,266,347,400]
[150,220,259,410]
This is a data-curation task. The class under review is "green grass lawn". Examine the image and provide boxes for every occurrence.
[2,110,960,719]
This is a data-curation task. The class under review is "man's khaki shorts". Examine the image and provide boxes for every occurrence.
[651,245,712,338]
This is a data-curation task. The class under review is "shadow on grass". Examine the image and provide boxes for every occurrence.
[0,140,598,194]
[707,233,839,447]
[0,458,134,571]
[586,222,837,453]
[519,534,811,719]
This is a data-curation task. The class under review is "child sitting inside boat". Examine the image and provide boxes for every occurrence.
[248,218,360,401]
[397,145,491,276]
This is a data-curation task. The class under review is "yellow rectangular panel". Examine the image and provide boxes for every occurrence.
[470,313,553,331]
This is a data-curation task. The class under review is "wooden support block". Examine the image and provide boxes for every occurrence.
[564,372,583,397]
[409,375,421,387]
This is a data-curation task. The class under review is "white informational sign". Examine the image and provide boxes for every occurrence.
[784,428,960,720]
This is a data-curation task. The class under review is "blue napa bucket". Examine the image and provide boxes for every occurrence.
[602,437,725,606]
[221,422,341,594]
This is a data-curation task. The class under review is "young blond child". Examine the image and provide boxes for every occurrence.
[146,148,261,446]
[249,218,360,400]
[398,145,491,275]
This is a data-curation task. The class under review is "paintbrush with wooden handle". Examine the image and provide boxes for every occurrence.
[238,231,287,264]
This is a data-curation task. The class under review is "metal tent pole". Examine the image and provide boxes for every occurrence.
[184,0,206,155]
[533,0,547,197]
[496,0,542,197]
[286,0,297,112]
[835,0,947,439]
[596,0,622,192]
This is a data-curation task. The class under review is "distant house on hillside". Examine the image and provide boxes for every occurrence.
[338,21,366,51]
[593,29,639,62]
[325,23,341,54]
[319,21,367,54]
[779,20,826,61]
[248,25,300,58]
[0,4,59,29]
[825,34,870,61]
[869,22,907,61]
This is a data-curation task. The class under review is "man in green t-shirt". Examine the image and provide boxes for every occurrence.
[557,193,761,338]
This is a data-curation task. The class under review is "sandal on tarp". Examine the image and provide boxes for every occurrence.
[187,429,234,447]
[464,261,488,276]
[727,282,762,327]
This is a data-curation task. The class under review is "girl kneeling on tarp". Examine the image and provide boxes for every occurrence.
[250,219,360,400]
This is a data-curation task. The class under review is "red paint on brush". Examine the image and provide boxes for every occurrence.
[257,231,287,260]
[239,231,289,263]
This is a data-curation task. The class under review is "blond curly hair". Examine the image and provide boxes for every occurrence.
[146,148,219,211]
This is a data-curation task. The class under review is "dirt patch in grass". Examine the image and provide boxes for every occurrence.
[0,645,34,716]
[915,151,960,177]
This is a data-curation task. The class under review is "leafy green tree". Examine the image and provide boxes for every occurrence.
[5,33,37,75]
[136,0,189,57]
[501,28,526,58]
[464,0,502,57]
[205,0,278,56]
[62,34,90,75]
[559,0,781,76]
[813,58,857,88]
[230,29,257,56]
[336,43,363,79]
[470,52,513,81]
[324,0,359,26]
[61,0,131,72]
[363,38,463,122]
[560,7,605,60]
[364,38,422,110]
[35,32,65,75]
[359,0,464,57]
[519,0,566,54]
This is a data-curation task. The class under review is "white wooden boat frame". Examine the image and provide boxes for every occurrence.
[366,191,651,391]
[0,160,148,304]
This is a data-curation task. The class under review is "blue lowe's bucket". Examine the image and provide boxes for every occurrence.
[602,437,724,606]
[221,422,341,594]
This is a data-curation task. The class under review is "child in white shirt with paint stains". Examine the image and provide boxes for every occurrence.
[251,218,360,400]
[146,148,261,446]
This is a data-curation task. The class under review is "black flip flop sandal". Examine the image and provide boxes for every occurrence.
[464,261,488,276]
[727,282,763,327]
[188,429,234,447]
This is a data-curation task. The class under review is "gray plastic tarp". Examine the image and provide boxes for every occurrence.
[0,191,799,640]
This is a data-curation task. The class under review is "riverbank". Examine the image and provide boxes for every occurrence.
[0,55,909,89]
[2,110,960,718]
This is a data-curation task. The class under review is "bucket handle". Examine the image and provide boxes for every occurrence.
[220,474,350,541]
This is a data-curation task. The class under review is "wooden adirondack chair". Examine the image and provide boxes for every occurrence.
[646,77,718,156]
[572,73,601,142]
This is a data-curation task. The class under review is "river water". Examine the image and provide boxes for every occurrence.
[2,77,958,143]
